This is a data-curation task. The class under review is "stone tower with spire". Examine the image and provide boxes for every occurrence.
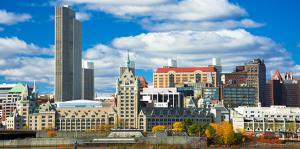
[120,50,135,76]
[116,50,140,129]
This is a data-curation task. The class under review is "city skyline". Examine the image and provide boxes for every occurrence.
[0,0,300,95]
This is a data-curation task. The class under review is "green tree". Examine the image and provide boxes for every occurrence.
[188,122,208,136]
[183,119,193,128]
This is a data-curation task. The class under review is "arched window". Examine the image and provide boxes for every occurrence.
[169,74,175,87]
[196,73,201,83]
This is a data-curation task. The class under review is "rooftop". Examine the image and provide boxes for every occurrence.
[8,83,26,93]
[55,99,103,108]
[0,84,16,88]
[142,87,178,94]
[140,107,210,117]
[155,67,216,73]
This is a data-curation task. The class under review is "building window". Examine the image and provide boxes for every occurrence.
[196,73,201,83]
[169,74,175,87]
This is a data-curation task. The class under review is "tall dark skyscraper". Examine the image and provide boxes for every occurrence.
[55,5,82,102]
[82,61,94,100]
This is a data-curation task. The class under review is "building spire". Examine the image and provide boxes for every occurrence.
[126,49,130,68]
[33,80,36,93]
[124,49,135,69]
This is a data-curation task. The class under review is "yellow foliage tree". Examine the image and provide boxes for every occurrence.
[96,124,113,133]
[47,129,56,137]
[210,123,222,136]
[221,121,235,145]
[173,122,184,133]
[152,125,167,134]
[208,122,236,145]
[205,129,212,138]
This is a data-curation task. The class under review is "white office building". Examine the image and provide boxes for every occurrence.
[231,105,300,134]
[140,87,183,108]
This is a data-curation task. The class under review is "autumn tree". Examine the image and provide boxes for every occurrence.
[47,129,57,137]
[152,125,167,134]
[221,121,235,145]
[204,125,216,139]
[172,122,184,133]
[96,124,113,134]
[208,122,240,145]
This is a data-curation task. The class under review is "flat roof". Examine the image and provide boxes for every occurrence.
[156,67,216,73]
[55,99,102,108]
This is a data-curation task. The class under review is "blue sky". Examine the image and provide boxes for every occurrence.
[0,0,299,95]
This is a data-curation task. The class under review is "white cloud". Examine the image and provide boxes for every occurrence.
[1,30,298,94]
[295,65,300,77]
[0,57,54,84]
[0,37,53,58]
[79,29,299,93]
[60,0,261,31]
[142,18,264,31]
[0,37,54,91]
[75,12,91,21]
[0,10,31,25]
[112,29,296,74]
[66,0,246,21]
[83,44,124,92]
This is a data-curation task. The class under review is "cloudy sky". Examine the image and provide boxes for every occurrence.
[0,0,299,95]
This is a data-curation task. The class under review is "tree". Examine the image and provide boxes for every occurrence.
[22,125,29,130]
[208,122,238,145]
[47,129,56,137]
[210,123,223,144]
[183,119,193,129]
[152,125,166,134]
[234,133,245,144]
[173,122,184,133]
[96,124,113,134]
[205,125,216,139]
[221,121,235,145]
[188,122,208,136]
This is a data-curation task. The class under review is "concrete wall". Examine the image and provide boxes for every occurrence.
[0,138,75,148]
[145,136,207,146]
[37,131,107,138]
[0,136,207,148]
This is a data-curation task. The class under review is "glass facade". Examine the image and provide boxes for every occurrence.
[223,87,256,107]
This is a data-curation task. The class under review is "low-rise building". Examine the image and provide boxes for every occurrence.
[140,87,183,108]
[222,86,256,108]
[197,98,229,123]
[55,107,117,132]
[153,67,217,88]
[2,83,37,128]
[16,99,36,128]
[0,84,16,120]
[137,108,213,132]
[6,111,23,130]
[29,101,56,130]
[231,105,300,134]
